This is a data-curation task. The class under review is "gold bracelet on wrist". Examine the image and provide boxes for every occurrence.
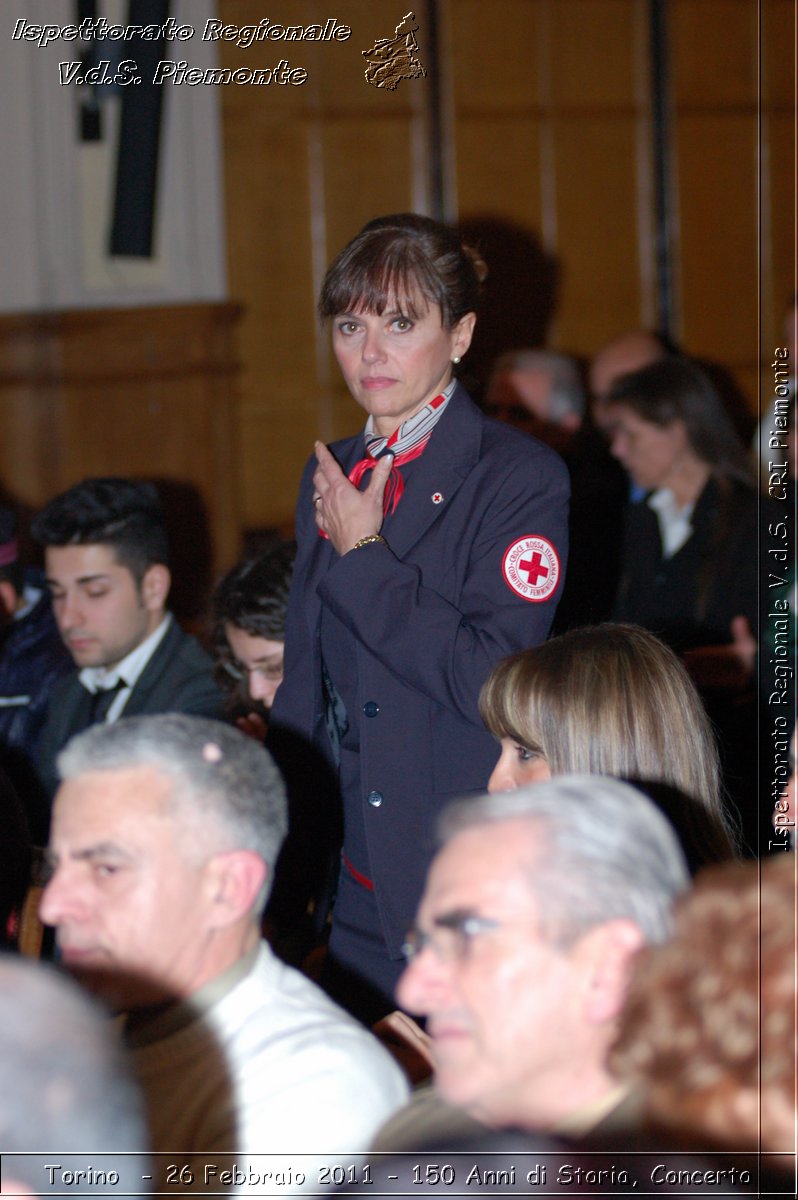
[352,534,387,551]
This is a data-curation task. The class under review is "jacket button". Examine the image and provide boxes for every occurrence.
[363,701,380,718]
[367,790,384,807]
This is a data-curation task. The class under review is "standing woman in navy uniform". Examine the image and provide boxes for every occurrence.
[270,214,570,1021]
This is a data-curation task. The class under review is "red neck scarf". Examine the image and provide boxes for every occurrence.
[349,390,449,517]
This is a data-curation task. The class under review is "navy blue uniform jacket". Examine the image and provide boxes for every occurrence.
[271,387,570,955]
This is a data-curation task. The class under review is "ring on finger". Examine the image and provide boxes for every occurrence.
[312,494,323,508]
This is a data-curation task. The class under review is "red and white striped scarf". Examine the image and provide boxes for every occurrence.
[350,381,454,516]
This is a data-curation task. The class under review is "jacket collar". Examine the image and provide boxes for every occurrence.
[338,383,484,559]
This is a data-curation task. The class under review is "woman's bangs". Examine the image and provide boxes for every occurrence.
[323,242,441,320]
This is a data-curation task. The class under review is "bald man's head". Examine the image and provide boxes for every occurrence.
[590,331,670,405]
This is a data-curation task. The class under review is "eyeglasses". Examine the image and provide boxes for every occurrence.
[220,658,283,685]
[401,913,502,964]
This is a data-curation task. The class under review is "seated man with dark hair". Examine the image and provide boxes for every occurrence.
[32,477,222,821]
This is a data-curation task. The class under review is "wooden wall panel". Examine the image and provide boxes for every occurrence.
[547,0,641,108]
[668,0,792,410]
[670,0,758,107]
[450,1,546,108]
[552,113,652,351]
[456,118,544,228]
[673,114,759,362]
[0,304,242,611]
[765,112,798,321]
[321,119,419,257]
[761,0,797,375]
[450,0,654,367]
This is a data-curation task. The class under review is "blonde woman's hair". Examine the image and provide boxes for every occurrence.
[479,623,736,857]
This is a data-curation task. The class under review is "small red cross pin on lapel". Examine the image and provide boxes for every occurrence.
[431,492,444,504]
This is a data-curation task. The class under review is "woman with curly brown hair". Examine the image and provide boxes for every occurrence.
[610,854,796,1154]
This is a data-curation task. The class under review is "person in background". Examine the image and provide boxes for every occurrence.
[606,358,759,650]
[589,330,672,503]
[40,714,408,1190]
[589,329,671,415]
[605,359,769,852]
[484,349,585,454]
[271,213,569,1021]
[32,477,222,822]
[485,350,627,629]
[211,540,296,739]
[479,622,738,870]
[212,540,336,965]
[0,954,149,1196]
[0,507,71,831]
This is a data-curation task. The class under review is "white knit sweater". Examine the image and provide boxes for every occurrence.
[129,943,408,1192]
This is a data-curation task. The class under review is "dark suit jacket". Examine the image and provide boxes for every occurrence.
[271,386,570,956]
[33,617,223,831]
[611,476,761,651]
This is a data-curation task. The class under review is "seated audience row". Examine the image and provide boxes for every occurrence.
[11,754,793,1191]
[375,784,794,1180]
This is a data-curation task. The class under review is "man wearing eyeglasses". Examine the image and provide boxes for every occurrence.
[377,775,690,1147]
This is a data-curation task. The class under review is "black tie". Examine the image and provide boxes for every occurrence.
[87,679,125,725]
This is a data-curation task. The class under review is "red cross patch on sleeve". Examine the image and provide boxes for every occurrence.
[502,535,561,602]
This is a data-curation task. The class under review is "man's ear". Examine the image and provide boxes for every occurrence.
[205,850,268,928]
[574,918,646,1025]
[140,563,171,612]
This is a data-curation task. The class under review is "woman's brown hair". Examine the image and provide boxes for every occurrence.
[479,622,736,858]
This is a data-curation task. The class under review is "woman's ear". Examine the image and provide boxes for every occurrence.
[451,312,477,362]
